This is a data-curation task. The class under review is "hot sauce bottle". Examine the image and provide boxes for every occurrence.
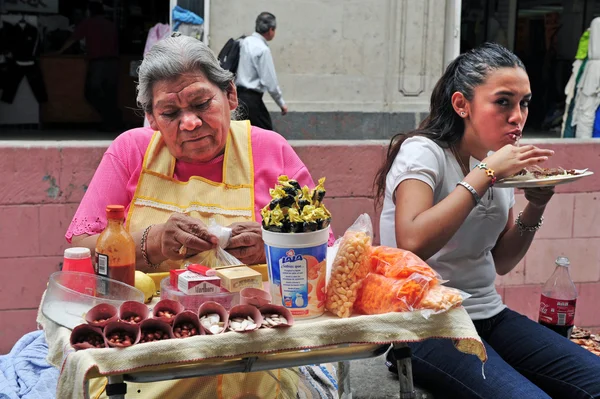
[95,205,136,291]
[538,256,578,338]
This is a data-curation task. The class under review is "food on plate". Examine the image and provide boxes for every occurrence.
[261,175,331,233]
[570,327,600,356]
[510,166,584,180]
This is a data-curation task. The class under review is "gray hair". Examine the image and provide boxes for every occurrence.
[137,35,235,114]
[255,12,276,34]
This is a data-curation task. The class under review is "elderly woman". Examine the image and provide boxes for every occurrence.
[64,34,337,398]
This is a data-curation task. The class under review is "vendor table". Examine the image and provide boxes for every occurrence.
[96,342,418,399]
[39,305,486,399]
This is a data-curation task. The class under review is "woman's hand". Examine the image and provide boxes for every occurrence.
[225,222,266,265]
[484,145,555,180]
[150,214,218,261]
[523,186,555,209]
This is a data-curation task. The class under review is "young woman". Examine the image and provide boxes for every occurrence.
[375,43,600,399]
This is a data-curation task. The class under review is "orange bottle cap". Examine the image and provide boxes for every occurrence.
[106,205,125,219]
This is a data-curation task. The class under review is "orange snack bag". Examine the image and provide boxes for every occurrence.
[371,246,439,282]
[353,272,433,315]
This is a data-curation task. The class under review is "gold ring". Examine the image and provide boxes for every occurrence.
[178,245,187,256]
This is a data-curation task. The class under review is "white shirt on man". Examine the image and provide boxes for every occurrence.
[235,32,285,108]
[379,136,514,320]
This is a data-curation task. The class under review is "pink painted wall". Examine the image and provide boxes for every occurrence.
[0,139,599,354]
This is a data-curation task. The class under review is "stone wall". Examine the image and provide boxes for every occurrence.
[208,0,447,139]
[0,138,598,353]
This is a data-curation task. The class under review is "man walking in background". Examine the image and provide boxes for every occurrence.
[235,12,287,130]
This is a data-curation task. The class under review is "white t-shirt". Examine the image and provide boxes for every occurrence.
[379,136,514,320]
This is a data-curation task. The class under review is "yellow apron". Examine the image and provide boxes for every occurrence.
[91,120,300,398]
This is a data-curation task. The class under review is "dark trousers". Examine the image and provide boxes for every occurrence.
[1,62,48,104]
[390,308,600,398]
[236,86,273,130]
[85,58,122,130]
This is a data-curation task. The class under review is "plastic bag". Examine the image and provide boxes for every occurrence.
[370,246,440,282]
[325,214,373,318]
[418,285,471,319]
[354,272,434,314]
[185,219,243,268]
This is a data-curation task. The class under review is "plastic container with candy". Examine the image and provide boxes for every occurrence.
[262,175,331,319]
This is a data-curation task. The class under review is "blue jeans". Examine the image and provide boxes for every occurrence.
[398,308,600,398]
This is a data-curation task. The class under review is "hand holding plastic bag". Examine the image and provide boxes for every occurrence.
[185,219,243,268]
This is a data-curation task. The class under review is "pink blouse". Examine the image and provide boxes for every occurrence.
[66,126,334,243]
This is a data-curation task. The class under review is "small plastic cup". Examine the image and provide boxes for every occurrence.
[139,319,173,343]
[152,299,184,324]
[259,304,294,328]
[227,304,263,333]
[240,287,272,308]
[86,303,118,328]
[198,301,229,335]
[172,310,203,339]
[119,301,150,325]
[70,324,107,350]
[104,321,140,348]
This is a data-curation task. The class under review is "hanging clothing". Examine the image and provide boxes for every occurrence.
[172,5,203,31]
[572,17,600,138]
[562,58,588,138]
[576,30,590,60]
[143,23,170,56]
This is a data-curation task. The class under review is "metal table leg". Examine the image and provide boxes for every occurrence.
[106,375,127,399]
[392,343,416,399]
[337,360,352,399]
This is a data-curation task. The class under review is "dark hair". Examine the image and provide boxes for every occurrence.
[256,12,276,34]
[373,42,526,205]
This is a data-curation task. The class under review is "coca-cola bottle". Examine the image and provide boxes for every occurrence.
[538,256,578,338]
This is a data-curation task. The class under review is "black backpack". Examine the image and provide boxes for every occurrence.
[217,36,246,74]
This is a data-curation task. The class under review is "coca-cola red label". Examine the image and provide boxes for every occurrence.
[538,295,576,326]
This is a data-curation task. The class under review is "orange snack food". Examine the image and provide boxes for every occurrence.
[354,272,433,315]
[370,246,439,282]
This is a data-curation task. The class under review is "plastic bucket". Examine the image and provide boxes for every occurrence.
[262,227,329,319]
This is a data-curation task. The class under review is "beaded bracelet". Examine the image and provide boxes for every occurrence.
[456,181,481,205]
[141,225,161,269]
[475,162,497,186]
[515,211,544,236]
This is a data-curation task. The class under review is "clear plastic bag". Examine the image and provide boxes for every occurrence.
[418,285,471,319]
[370,246,441,282]
[354,272,434,314]
[185,219,243,268]
[325,214,373,318]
